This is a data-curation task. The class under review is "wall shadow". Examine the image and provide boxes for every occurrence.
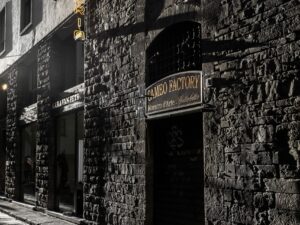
[88,12,267,65]
[144,0,165,33]
[202,39,267,63]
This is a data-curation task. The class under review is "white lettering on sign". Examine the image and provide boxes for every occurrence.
[52,93,81,109]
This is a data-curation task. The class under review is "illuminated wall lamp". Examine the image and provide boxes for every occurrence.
[1,83,8,91]
[74,30,85,41]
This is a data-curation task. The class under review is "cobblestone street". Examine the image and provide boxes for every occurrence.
[0,211,27,225]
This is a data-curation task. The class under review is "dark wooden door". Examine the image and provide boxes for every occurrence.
[153,113,204,225]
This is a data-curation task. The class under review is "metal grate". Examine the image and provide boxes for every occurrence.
[147,22,202,85]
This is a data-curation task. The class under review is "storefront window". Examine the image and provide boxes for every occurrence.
[19,59,37,107]
[56,111,83,216]
[0,123,6,194]
[21,123,36,204]
[52,35,84,94]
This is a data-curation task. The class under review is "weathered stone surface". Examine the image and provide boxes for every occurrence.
[203,0,300,224]
[2,0,300,224]
[269,209,300,225]
[265,179,300,194]
[36,41,54,208]
[5,68,19,199]
[275,193,300,211]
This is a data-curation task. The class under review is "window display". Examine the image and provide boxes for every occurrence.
[21,123,36,204]
[56,111,83,216]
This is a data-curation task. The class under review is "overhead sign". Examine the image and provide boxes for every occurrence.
[145,71,202,115]
[52,93,81,109]
[19,84,85,123]
[52,83,84,113]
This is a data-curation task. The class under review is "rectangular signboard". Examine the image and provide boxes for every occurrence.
[19,103,37,124]
[52,83,84,114]
[145,71,202,115]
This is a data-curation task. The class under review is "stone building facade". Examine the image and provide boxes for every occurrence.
[83,0,300,224]
[1,0,300,225]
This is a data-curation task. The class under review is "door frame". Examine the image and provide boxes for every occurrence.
[54,110,83,216]
[145,112,205,225]
[19,122,37,204]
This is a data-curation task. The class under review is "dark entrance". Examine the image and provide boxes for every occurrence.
[0,121,5,195]
[55,110,83,217]
[146,21,203,224]
[20,123,37,204]
[150,113,204,225]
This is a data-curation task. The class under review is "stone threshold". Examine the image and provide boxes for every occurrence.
[0,196,88,225]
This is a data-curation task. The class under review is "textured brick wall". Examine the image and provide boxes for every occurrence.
[36,41,53,208]
[84,0,146,224]
[5,68,19,199]
[84,1,201,224]
[203,0,300,224]
[86,0,300,224]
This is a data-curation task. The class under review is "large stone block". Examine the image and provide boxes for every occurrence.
[265,179,300,194]
[275,193,300,210]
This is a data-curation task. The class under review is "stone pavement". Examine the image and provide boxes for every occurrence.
[0,211,28,224]
[0,198,87,225]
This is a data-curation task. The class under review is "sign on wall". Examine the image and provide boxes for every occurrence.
[19,103,37,125]
[52,83,84,114]
[145,71,203,115]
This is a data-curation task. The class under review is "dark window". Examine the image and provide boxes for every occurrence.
[146,22,202,85]
[52,35,84,94]
[20,0,32,34]
[0,7,6,54]
[56,111,84,216]
[21,123,36,205]
[19,60,37,107]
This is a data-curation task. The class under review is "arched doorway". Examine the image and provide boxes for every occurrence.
[146,21,205,225]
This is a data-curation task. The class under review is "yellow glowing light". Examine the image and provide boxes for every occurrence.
[1,83,7,91]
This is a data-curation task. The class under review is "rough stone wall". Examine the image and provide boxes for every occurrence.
[5,68,19,199]
[85,0,300,224]
[36,41,53,208]
[84,0,147,224]
[84,0,202,224]
[203,0,300,224]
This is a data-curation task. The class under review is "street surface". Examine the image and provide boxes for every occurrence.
[0,211,28,224]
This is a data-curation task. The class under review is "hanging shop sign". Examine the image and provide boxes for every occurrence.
[52,83,84,113]
[145,71,203,115]
[19,103,37,125]
[73,0,85,41]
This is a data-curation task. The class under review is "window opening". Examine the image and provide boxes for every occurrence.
[0,6,6,54]
[21,123,37,205]
[146,22,201,85]
[20,0,32,34]
[19,59,37,107]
